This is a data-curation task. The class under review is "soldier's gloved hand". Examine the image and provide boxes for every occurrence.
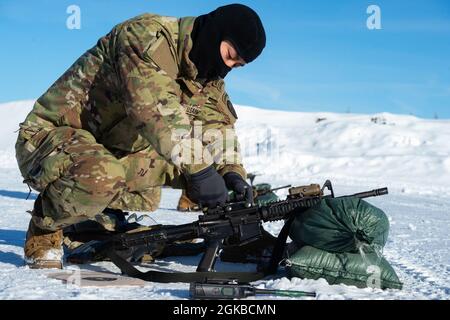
[224,172,254,205]
[186,166,229,209]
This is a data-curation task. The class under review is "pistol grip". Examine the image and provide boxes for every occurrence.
[196,240,222,272]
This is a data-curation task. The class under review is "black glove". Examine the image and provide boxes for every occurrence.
[186,166,229,208]
[223,172,253,205]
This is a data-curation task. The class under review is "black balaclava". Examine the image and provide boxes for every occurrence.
[189,4,266,80]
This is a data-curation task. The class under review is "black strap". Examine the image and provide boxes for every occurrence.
[104,247,266,283]
[265,216,294,275]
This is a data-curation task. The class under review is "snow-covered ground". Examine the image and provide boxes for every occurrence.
[0,100,448,300]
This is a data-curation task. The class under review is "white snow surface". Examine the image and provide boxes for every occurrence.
[0,100,448,300]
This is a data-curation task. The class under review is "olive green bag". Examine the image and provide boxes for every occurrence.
[289,197,390,253]
[286,197,402,289]
[286,246,403,290]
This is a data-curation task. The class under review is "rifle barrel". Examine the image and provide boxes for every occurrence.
[261,187,389,223]
[270,185,292,192]
[348,188,388,199]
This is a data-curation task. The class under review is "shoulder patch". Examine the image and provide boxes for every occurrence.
[145,34,178,78]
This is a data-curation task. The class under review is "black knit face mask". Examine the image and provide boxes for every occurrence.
[189,4,266,80]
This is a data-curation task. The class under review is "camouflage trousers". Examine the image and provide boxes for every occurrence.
[16,126,184,231]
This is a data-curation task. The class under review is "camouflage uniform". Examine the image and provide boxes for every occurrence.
[16,14,246,231]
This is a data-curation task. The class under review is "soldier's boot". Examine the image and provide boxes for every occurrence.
[24,196,63,269]
[177,190,200,212]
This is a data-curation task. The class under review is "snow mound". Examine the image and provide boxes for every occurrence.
[235,105,450,196]
[0,100,35,168]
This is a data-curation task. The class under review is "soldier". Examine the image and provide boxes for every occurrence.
[15,4,266,269]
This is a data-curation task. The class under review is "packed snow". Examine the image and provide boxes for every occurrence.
[0,100,448,300]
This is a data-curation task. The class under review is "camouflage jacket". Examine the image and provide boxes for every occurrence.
[17,14,246,183]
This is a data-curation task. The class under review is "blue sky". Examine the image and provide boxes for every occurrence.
[0,0,449,118]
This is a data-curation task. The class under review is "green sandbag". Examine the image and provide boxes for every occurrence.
[286,246,403,290]
[289,197,389,253]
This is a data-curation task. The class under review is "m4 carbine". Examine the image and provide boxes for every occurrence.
[97,180,387,282]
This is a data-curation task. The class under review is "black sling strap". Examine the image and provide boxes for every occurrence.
[265,216,294,275]
[104,247,266,283]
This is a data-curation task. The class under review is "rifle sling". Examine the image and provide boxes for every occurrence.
[266,216,294,275]
[104,246,266,283]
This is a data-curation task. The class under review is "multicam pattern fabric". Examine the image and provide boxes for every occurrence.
[16,14,246,231]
